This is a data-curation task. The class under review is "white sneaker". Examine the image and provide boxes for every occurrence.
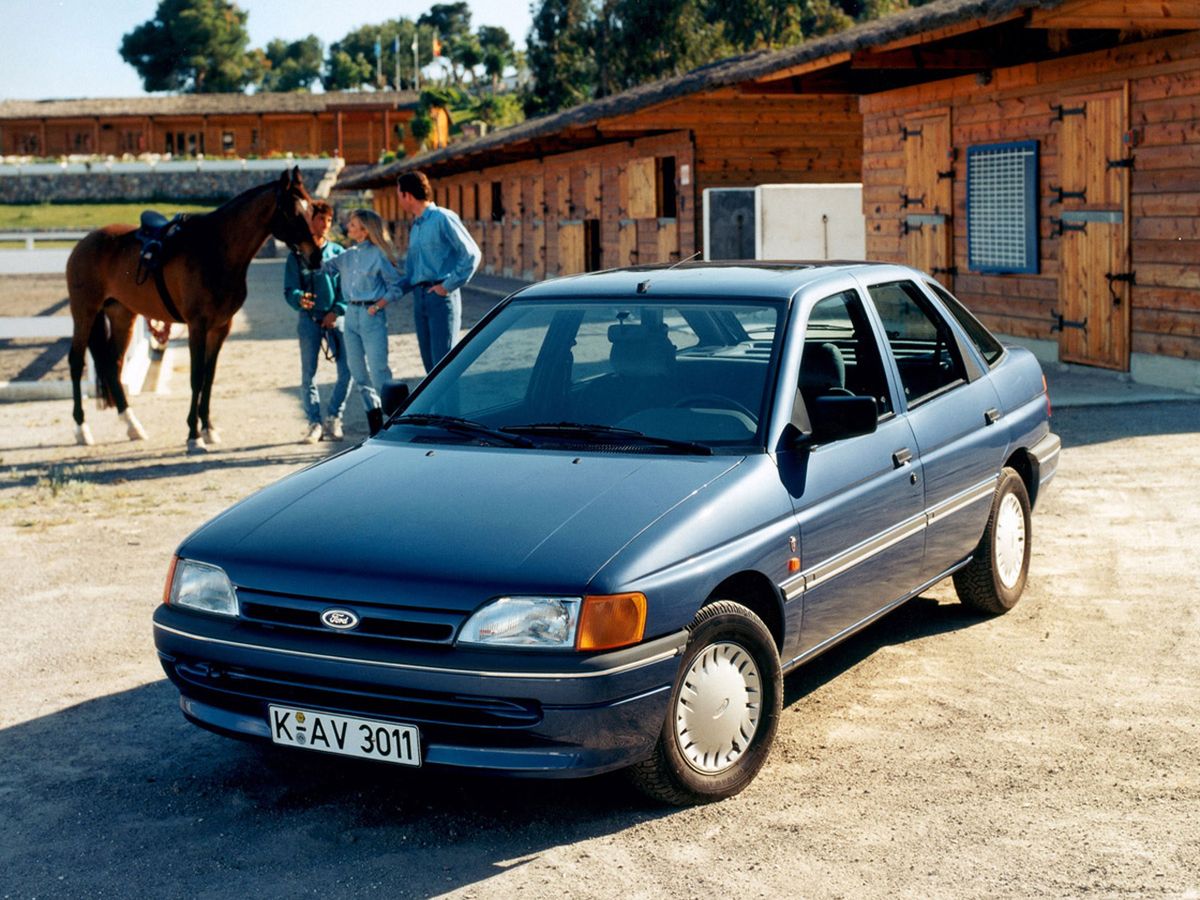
[323,417,345,441]
[302,422,324,444]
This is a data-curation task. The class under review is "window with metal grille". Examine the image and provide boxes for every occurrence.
[966,140,1039,274]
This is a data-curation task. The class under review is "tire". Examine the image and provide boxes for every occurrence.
[629,600,782,805]
[953,467,1032,615]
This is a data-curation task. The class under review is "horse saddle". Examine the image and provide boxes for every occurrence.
[135,211,186,270]
[135,211,189,322]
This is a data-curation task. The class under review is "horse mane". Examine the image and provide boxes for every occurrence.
[201,179,278,224]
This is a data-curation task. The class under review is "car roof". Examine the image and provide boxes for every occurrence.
[509,261,914,301]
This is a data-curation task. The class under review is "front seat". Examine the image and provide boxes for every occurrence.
[799,342,852,398]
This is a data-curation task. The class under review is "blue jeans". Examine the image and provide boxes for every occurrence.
[298,313,351,424]
[343,303,393,411]
[413,287,462,373]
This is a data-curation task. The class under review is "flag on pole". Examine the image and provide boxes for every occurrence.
[432,33,442,57]
[374,37,382,83]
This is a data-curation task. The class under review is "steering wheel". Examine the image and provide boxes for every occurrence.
[672,394,757,420]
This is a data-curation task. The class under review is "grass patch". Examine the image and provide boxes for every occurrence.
[0,202,217,232]
[36,464,95,500]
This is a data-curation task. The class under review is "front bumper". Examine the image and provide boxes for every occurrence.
[153,605,685,778]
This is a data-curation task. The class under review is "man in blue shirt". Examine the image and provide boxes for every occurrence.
[395,171,482,373]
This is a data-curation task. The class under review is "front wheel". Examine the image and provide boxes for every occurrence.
[953,467,1032,615]
[629,601,782,805]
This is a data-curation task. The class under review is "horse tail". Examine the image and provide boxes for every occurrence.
[87,310,117,409]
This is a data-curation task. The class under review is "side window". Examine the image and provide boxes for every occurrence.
[925,281,1005,366]
[801,290,893,417]
[869,280,968,406]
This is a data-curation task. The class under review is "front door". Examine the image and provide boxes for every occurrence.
[1055,87,1132,370]
[902,108,955,289]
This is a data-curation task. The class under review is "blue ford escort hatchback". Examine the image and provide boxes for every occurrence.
[154,262,1059,804]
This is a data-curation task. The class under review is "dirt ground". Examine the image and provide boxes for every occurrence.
[0,262,1197,899]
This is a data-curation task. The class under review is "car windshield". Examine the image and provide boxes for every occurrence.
[396,298,785,453]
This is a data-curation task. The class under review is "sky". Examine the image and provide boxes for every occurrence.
[0,0,534,100]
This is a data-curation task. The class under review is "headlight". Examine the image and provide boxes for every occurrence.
[458,593,647,651]
[167,558,239,617]
[458,596,581,648]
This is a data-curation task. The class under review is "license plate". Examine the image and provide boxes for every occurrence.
[268,705,421,766]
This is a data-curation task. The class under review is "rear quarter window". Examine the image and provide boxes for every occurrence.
[925,281,1005,367]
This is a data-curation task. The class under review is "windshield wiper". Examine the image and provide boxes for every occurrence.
[502,422,712,455]
[394,414,533,447]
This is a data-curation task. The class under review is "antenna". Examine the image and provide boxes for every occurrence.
[668,250,702,270]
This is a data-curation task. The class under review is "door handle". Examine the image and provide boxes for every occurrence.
[892,448,912,468]
[984,408,1001,425]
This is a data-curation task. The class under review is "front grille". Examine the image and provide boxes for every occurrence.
[236,589,462,646]
[174,657,542,730]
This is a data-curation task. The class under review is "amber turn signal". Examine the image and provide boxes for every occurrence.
[162,555,179,605]
[576,593,647,651]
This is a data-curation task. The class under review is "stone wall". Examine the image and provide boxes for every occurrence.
[0,170,293,203]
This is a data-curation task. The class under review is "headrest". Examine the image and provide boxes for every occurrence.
[609,324,676,378]
[799,342,846,393]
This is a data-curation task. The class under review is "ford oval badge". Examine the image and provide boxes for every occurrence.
[320,608,360,630]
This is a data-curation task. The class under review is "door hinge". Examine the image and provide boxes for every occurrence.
[1052,217,1088,236]
[937,168,956,180]
[1049,185,1087,205]
[1051,104,1087,122]
[901,126,923,140]
[900,191,926,209]
[902,219,923,235]
[1050,310,1088,332]
[932,265,958,277]
[1106,156,1135,171]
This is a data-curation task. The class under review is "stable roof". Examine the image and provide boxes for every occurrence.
[0,91,421,120]
[342,0,1197,186]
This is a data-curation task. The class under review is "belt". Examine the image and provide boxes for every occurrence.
[349,300,380,306]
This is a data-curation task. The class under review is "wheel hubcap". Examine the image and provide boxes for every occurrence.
[994,493,1026,589]
[674,641,761,775]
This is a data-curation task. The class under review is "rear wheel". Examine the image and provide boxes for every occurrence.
[953,467,1032,615]
[629,601,782,805]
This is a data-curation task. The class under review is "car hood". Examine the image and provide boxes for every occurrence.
[180,441,741,611]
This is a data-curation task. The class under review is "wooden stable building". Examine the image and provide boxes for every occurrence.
[349,0,1200,383]
[0,91,449,164]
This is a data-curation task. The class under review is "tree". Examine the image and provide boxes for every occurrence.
[261,35,323,92]
[595,0,730,95]
[120,0,261,93]
[709,0,804,49]
[523,0,596,117]
[324,19,435,90]
[418,2,473,45]
[478,26,515,92]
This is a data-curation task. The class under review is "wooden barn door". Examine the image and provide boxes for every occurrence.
[901,108,955,288]
[1055,88,1131,370]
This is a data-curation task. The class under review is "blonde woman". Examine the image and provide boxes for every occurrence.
[323,209,403,435]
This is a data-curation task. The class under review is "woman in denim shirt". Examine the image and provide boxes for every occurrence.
[324,210,403,435]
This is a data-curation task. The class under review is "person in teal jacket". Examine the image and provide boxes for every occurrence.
[283,200,352,443]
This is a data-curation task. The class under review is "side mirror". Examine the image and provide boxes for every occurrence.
[382,381,410,417]
[795,395,878,445]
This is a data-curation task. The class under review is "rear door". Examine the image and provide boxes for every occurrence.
[865,278,1007,582]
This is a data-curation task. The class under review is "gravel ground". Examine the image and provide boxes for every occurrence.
[0,262,1197,899]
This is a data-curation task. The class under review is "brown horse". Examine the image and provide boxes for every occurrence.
[66,167,320,450]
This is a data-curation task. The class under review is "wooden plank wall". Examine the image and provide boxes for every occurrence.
[385,131,695,281]
[861,29,1200,362]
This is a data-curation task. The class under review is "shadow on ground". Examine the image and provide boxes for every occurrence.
[0,594,979,898]
[1050,401,1200,449]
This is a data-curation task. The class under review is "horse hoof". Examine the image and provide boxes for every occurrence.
[75,424,95,446]
[186,438,208,455]
[122,410,148,441]
[203,427,222,445]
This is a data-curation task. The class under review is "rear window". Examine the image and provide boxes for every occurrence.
[925,281,1005,366]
